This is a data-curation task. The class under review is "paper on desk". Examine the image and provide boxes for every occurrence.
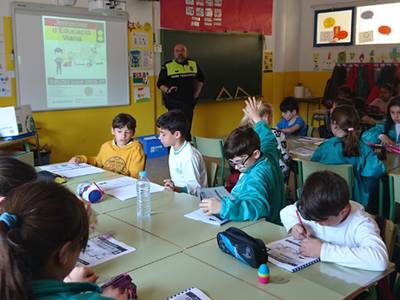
[184,208,229,226]
[296,137,325,145]
[96,176,164,201]
[77,234,136,267]
[40,163,105,178]
[96,176,136,190]
[289,147,315,157]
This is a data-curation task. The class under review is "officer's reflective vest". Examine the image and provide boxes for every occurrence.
[165,59,198,78]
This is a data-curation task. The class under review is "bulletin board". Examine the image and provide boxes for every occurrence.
[128,22,153,103]
[313,7,354,47]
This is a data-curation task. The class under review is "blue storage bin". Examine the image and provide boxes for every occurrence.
[137,134,168,159]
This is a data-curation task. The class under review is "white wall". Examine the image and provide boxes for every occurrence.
[299,0,400,71]
[273,0,301,72]
[0,0,154,25]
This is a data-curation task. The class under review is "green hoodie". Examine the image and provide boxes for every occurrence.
[32,280,113,300]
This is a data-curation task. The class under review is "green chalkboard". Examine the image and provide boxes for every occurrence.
[160,29,263,102]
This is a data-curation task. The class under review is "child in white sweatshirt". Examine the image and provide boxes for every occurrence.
[280,171,388,271]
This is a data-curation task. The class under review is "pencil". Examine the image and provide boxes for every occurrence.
[295,209,309,237]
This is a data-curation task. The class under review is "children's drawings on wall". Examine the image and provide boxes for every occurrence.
[263,51,273,72]
[133,86,150,103]
[0,72,11,97]
[132,71,149,86]
[337,51,346,64]
[313,53,320,71]
[128,21,153,103]
[311,47,400,71]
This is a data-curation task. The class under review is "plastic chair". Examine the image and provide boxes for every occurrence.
[297,159,354,199]
[193,136,225,187]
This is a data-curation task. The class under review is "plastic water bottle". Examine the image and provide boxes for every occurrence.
[136,171,151,218]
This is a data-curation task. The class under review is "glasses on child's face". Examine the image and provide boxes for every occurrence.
[228,154,251,169]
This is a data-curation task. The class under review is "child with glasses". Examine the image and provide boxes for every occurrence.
[199,99,284,223]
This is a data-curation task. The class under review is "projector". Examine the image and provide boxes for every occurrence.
[88,0,126,11]
[52,0,77,5]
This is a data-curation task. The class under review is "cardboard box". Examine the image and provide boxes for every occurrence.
[137,134,168,159]
[0,105,35,137]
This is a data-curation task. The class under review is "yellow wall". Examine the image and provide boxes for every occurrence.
[2,13,333,163]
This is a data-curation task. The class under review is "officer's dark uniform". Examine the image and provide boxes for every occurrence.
[157,59,205,140]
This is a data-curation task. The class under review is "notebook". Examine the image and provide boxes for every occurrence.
[265,236,320,272]
[166,287,212,300]
[184,208,230,226]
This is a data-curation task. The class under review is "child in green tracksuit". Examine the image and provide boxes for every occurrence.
[200,97,284,223]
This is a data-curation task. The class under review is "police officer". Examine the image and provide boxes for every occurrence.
[157,44,204,140]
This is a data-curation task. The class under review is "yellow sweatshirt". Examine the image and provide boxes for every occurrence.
[77,139,145,178]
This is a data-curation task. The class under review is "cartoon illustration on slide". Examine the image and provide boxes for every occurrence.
[54,48,64,75]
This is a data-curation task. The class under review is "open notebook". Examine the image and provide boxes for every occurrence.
[266,236,320,272]
[166,287,212,300]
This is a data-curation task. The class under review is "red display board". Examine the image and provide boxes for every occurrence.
[160,0,272,35]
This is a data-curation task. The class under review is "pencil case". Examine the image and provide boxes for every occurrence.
[216,227,268,268]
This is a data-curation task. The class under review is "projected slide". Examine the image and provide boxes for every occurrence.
[356,3,400,45]
[42,16,107,108]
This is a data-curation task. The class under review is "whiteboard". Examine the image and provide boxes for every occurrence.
[12,2,129,111]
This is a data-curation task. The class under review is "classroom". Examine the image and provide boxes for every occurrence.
[0,0,400,299]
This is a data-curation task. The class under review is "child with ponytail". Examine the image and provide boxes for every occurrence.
[311,105,385,207]
[0,181,127,300]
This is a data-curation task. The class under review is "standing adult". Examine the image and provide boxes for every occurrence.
[157,44,204,140]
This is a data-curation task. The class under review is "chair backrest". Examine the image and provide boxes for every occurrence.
[298,159,354,199]
[375,216,397,261]
[193,136,225,187]
[388,174,400,221]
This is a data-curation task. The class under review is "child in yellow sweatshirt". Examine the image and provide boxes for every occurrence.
[69,113,145,178]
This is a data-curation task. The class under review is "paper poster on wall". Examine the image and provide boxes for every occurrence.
[263,51,272,72]
[314,7,354,47]
[42,16,108,108]
[0,72,11,97]
[132,71,149,86]
[132,31,148,48]
[0,18,5,72]
[356,3,400,45]
[161,0,272,35]
[129,50,153,70]
[133,86,150,103]
[312,53,320,70]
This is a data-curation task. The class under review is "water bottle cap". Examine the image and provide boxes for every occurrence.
[139,170,147,177]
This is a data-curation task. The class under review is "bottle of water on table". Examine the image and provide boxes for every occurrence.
[137,170,151,218]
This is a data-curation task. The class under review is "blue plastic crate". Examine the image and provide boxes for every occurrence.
[137,134,168,159]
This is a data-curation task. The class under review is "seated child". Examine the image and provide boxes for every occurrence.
[318,97,353,139]
[312,105,385,207]
[362,97,400,145]
[370,83,394,114]
[156,110,207,195]
[240,97,291,182]
[0,157,98,284]
[0,181,127,300]
[280,171,388,271]
[276,97,307,136]
[0,156,37,203]
[70,113,145,178]
[200,99,284,223]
